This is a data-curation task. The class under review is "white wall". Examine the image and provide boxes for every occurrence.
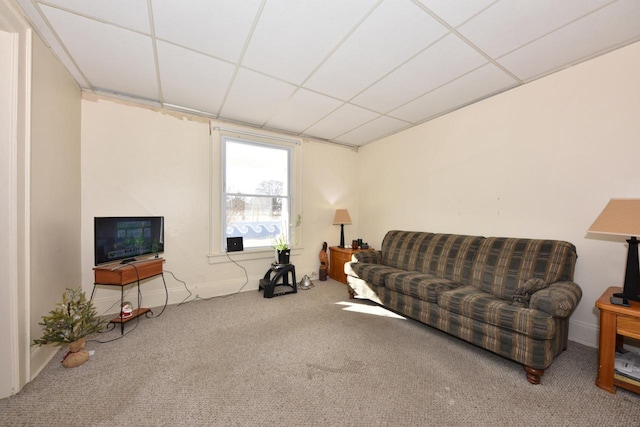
[81,97,359,313]
[358,41,640,348]
[29,31,82,376]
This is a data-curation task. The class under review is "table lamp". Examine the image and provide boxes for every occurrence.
[588,198,640,301]
[333,209,352,248]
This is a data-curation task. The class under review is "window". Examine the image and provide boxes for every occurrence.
[222,135,293,250]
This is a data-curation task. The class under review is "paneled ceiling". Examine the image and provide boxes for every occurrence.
[15,0,640,147]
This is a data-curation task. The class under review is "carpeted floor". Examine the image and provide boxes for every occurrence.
[1,279,638,426]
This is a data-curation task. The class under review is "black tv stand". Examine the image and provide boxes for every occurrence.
[259,263,297,298]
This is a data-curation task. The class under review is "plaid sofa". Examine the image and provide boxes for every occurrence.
[345,230,581,384]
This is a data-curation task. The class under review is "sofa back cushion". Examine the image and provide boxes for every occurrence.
[469,237,577,300]
[381,231,434,271]
[415,234,485,285]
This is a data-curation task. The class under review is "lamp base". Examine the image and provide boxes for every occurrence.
[621,237,640,302]
[339,224,345,248]
[611,293,631,306]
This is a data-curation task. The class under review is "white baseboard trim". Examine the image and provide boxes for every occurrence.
[568,318,599,348]
[29,345,57,381]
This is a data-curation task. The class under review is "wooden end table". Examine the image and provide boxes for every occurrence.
[329,246,374,285]
[595,286,640,394]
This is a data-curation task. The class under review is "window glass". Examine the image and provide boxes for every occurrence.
[223,137,291,249]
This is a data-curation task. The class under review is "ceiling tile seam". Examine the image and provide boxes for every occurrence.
[415,1,524,85]
[217,0,267,120]
[425,0,501,29]
[349,123,415,147]
[36,1,151,36]
[341,32,453,113]
[519,35,640,85]
[333,115,414,146]
[246,0,382,130]
[490,0,620,65]
[147,0,164,108]
[381,61,497,121]
[28,1,93,88]
[292,0,386,90]
[401,81,520,127]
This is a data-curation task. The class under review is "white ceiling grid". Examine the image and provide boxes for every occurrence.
[15,0,640,147]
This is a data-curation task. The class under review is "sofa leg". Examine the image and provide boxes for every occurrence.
[524,366,544,384]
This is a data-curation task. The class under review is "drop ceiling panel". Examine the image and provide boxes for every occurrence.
[389,64,518,123]
[352,34,487,113]
[40,5,158,100]
[335,115,411,146]
[304,104,379,140]
[221,68,297,125]
[242,0,377,85]
[16,0,89,87]
[499,0,640,81]
[41,0,150,33]
[152,0,262,62]
[17,1,640,147]
[304,0,449,100]
[266,89,344,134]
[417,0,497,27]
[458,0,610,58]
[157,41,235,115]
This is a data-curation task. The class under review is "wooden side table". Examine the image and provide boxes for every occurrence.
[595,286,640,394]
[92,258,167,334]
[329,246,374,285]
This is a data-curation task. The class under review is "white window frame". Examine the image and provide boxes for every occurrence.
[208,126,302,263]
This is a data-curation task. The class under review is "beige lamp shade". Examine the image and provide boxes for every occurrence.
[333,209,352,225]
[588,198,640,237]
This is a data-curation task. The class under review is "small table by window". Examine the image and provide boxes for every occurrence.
[259,263,297,298]
[595,286,640,394]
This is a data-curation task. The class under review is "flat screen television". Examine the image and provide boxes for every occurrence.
[94,216,164,265]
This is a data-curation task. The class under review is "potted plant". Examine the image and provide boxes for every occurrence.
[33,288,106,368]
[273,214,302,264]
[274,234,291,264]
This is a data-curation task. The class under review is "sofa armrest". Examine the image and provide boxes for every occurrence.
[529,281,582,318]
[353,250,382,264]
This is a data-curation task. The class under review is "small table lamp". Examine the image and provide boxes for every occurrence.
[333,209,352,248]
[588,198,640,301]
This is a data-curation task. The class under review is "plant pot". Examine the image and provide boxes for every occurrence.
[61,337,89,368]
[277,249,291,265]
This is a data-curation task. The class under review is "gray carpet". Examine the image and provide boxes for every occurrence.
[1,279,638,426]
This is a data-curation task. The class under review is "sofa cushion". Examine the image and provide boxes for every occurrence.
[469,237,577,300]
[353,250,381,264]
[385,271,461,303]
[381,231,434,271]
[350,263,405,287]
[415,234,484,285]
[511,278,549,308]
[437,286,555,340]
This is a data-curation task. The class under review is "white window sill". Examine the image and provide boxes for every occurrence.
[207,247,302,265]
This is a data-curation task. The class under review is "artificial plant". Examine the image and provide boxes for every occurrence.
[33,288,105,347]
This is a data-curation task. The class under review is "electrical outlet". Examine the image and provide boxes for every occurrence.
[310,271,317,277]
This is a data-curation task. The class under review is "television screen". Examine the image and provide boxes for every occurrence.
[94,216,164,265]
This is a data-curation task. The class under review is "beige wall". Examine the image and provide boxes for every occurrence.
[81,97,359,312]
[29,32,82,375]
[358,41,640,347]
